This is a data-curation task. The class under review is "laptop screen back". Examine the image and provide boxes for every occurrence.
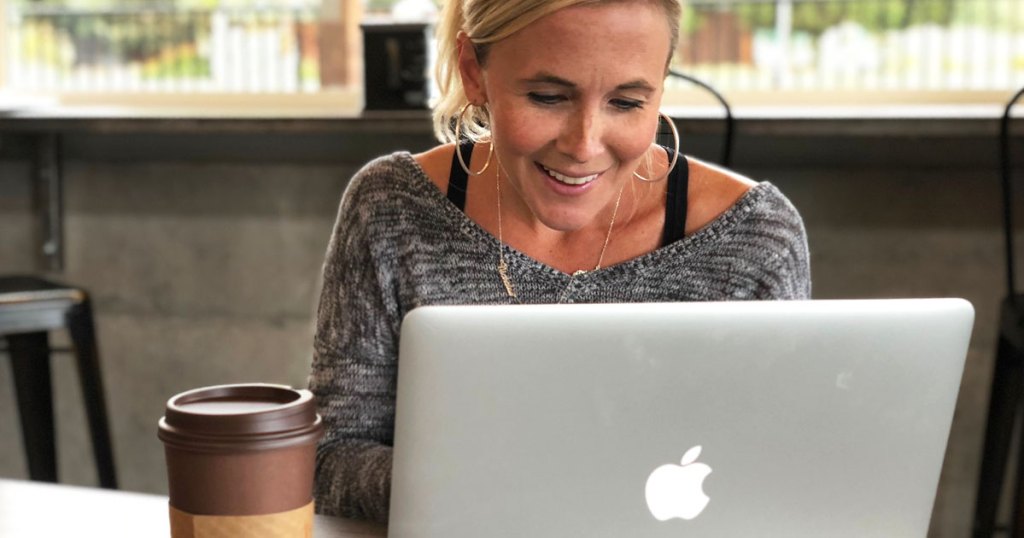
[389,299,974,538]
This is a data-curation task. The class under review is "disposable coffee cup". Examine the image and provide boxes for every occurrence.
[158,383,323,538]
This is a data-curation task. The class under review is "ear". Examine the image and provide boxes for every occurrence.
[457,32,487,104]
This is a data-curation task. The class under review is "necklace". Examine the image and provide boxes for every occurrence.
[496,163,626,303]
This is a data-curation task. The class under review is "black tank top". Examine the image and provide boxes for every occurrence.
[446,142,689,246]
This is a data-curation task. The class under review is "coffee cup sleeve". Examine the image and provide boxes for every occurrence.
[169,501,314,538]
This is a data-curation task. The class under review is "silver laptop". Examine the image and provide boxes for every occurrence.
[389,299,974,537]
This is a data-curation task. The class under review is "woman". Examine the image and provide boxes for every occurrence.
[310,0,810,522]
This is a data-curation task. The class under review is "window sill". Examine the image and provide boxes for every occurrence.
[0,100,1017,136]
[0,94,1020,170]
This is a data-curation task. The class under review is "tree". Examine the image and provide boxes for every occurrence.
[725,0,955,36]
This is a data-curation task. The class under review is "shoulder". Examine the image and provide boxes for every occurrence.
[707,178,806,241]
[683,169,810,299]
[681,158,806,255]
[339,151,434,210]
[331,152,450,240]
[684,157,759,235]
[412,144,457,193]
[348,152,419,190]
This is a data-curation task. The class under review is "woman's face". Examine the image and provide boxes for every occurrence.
[460,1,672,233]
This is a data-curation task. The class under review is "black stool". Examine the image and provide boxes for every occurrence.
[973,86,1024,537]
[0,276,117,489]
[667,69,733,167]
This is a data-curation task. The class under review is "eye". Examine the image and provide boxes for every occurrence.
[611,98,644,111]
[528,93,567,105]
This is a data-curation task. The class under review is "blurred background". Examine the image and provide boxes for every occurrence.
[2,1,1024,537]
[2,0,1023,104]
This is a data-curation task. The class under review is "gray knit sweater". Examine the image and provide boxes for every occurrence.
[309,152,810,522]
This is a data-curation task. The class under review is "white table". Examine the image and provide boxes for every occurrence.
[0,479,386,537]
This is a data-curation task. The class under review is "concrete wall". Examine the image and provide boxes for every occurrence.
[0,124,1020,536]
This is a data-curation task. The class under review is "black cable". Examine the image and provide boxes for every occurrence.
[1002,86,1024,304]
[667,69,734,167]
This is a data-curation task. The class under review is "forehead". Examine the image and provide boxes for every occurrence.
[484,2,672,82]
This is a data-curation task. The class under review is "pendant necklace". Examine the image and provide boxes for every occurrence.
[496,162,625,304]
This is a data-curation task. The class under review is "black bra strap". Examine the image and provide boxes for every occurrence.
[446,142,473,210]
[662,149,689,247]
[450,142,686,246]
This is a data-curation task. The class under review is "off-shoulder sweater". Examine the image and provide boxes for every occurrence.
[309,152,811,522]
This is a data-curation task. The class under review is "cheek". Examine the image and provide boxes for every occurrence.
[620,134,655,160]
[492,110,552,156]
[492,105,663,162]
[611,117,660,162]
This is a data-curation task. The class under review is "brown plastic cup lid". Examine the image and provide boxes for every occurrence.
[158,383,322,452]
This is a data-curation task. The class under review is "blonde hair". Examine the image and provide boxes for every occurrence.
[432,0,682,143]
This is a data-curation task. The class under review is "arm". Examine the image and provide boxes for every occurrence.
[757,230,811,300]
[309,170,400,523]
[755,190,812,300]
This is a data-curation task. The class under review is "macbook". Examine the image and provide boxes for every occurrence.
[388,299,974,537]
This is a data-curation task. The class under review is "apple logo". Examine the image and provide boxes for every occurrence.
[644,445,712,521]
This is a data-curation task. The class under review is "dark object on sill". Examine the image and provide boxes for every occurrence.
[362,22,432,111]
[0,275,117,490]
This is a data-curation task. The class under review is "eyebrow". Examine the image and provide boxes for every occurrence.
[521,72,656,93]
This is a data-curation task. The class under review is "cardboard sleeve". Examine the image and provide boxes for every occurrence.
[169,501,313,538]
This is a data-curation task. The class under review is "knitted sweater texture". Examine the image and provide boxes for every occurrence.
[309,152,811,522]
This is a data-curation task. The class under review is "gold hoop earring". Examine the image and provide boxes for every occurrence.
[455,102,494,176]
[633,111,680,183]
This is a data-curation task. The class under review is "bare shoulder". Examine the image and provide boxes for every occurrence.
[412,144,456,192]
[685,156,759,235]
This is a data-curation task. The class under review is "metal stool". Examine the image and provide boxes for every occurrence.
[667,69,734,167]
[0,275,117,489]
[973,86,1024,537]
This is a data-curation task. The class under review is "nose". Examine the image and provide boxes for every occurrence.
[556,106,604,163]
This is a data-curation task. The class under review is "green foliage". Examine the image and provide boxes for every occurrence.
[366,0,397,13]
[719,0,956,36]
[365,0,442,14]
[15,0,316,7]
[177,0,220,9]
[142,51,211,79]
[37,11,209,64]
[680,3,704,35]
[953,0,1024,28]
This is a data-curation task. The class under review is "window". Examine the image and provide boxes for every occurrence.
[666,0,1024,106]
[2,0,1022,111]
[2,0,370,111]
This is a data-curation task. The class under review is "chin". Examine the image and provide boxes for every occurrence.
[533,208,595,233]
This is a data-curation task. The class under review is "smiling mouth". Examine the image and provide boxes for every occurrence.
[540,164,600,186]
